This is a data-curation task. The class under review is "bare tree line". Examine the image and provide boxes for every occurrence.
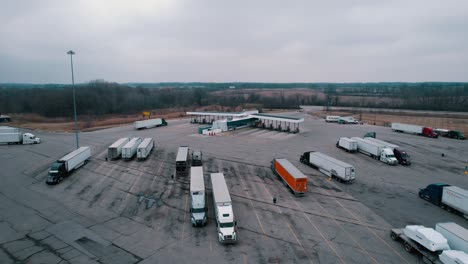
[0,81,467,118]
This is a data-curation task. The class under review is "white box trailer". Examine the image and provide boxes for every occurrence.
[211,172,237,243]
[137,138,154,160]
[190,166,207,226]
[352,137,398,165]
[0,126,19,134]
[0,132,41,144]
[325,116,340,122]
[134,118,167,130]
[176,146,189,176]
[306,151,355,183]
[108,138,129,159]
[122,137,142,160]
[336,137,358,152]
[46,146,91,184]
[364,137,399,150]
[435,223,468,252]
[391,123,423,134]
[442,186,468,217]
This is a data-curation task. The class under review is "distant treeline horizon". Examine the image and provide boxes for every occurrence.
[1,81,467,117]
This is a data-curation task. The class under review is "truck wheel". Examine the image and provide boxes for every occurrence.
[58,176,63,183]
[390,232,397,240]
[404,242,413,253]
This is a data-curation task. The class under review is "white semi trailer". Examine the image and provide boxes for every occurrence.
[46,146,91,184]
[134,118,167,130]
[137,138,154,160]
[122,137,142,160]
[351,137,398,165]
[211,172,237,244]
[435,223,468,253]
[302,151,355,183]
[108,138,129,160]
[336,137,358,152]
[364,137,399,150]
[419,184,468,218]
[0,132,41,144]
[190,166,207,226]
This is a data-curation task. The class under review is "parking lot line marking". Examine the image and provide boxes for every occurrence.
[150,159,165,189]
[333,198,410,264]
[292,199,346,264]
[259,181,314,263]
[309,194,379,264]
[180,193,189,240]
[238,175,267,237]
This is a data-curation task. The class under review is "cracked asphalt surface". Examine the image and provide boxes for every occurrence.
[0,111,467,263]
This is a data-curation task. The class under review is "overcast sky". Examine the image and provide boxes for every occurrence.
[1,0,467,83]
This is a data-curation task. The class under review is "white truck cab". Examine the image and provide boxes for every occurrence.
[216,205,237,243]
[22,133,41,144]
[380,148,398,165]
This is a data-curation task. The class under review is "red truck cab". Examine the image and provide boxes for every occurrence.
[422,127,438,138]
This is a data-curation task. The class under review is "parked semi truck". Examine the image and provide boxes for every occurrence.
[364,137,411,165]
[211,172,237,244]
[122,137,142,160]
[272,158,308,195]
[190,166,207,227]
[336,137,358,152]
[134,118,167,130]
[435,223,468,253]
[391,123,438,138]
[301,151,355,183]
[137,138,154,160]
[46,146,91,184]
[176,146,189,176]
[351,137,398,165]
[108,138,129,160]
[0,132,41,144]
[192,150,202,166]
[419,184,468,218]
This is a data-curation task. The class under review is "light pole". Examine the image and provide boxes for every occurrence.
[67,50,79,149]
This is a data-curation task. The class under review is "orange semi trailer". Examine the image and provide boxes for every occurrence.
[271,158,308,195]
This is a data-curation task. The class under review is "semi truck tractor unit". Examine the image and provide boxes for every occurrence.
[133,118,167,130]
[190,166,207,227]
[351,137,398,165]
[107,138,129,160]
[272,158,308,195]
[364,137,411,165]
[122,137,142,160]
[46,146,91,184]
[391,123,438,138]
[446,130,465,140]
[419,184,468,218]
[136,138,154,160]
[176,146,189,176]
[211,173,237,244]
[301,151,355,183]
[191,150,202,166]
[0,132,41,144]
[336,137,358,152]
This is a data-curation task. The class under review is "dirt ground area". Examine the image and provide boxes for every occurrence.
[312,111,468,134]
[4,107,289,133]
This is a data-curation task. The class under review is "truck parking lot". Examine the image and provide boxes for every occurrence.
[0,111,467,264]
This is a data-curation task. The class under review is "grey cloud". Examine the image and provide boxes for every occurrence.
[0,0,467,83]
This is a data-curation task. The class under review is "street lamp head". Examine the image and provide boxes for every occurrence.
[67,50,75,55]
